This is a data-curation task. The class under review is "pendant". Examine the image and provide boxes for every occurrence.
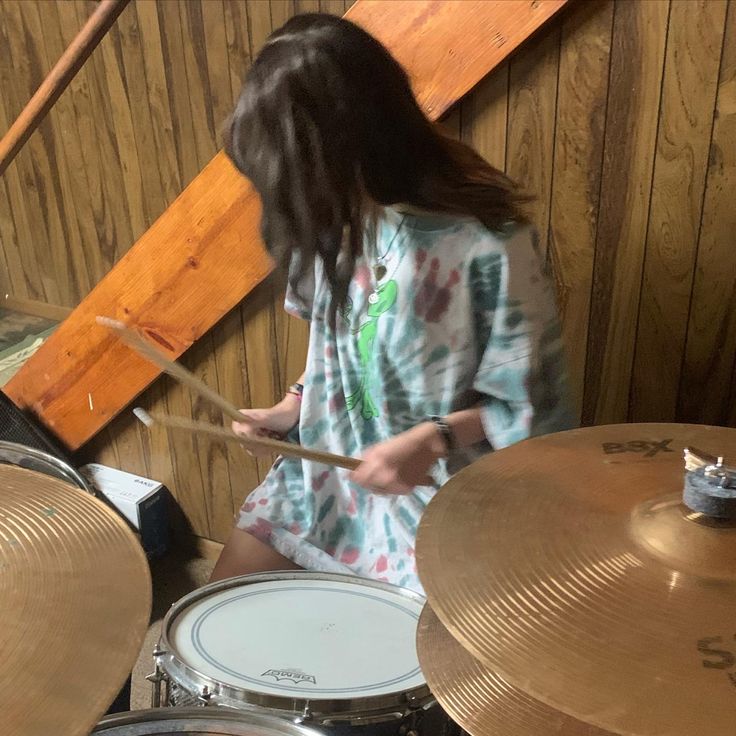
[373,263,387,281]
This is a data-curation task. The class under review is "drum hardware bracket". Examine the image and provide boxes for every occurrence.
[198,685,213,706]
[683,448,736,519]
[684,448,736,489]
[293,703,313,724]
[146,649,168,709]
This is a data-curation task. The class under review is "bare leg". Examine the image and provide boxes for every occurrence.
[210,527,301,582]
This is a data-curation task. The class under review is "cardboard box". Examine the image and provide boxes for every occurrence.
[81,463,168,559]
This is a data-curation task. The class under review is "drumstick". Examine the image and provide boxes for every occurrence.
[133,408,361,471]
[97,316,244,423]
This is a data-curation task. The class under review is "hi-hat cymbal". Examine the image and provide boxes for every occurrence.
[1,464,152,736]
[417,604,608,736]
[417,423,736,736]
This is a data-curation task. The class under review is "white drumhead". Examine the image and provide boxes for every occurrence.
[168,577,425,699]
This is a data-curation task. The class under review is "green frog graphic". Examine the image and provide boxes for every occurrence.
[345,280,398,419]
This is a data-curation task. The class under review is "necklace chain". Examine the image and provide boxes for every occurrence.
[372,214,406,282]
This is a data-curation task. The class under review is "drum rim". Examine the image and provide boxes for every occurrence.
[94,706,323,734]
[157,571,433,722]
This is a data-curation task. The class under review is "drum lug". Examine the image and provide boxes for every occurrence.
[145,664,164,708]
[198,685,213,706]
[293,703,313,724]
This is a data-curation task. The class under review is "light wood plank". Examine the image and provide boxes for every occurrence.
[506,18,561,258]
[680,2,736,426]
[224,0,252,105]
[1,2,62,305]
[548,0,614,419]
[241,282,283,480]
[461,62,509,172]
[99,17,147,241]
[247,0,273,55]
[270,0,295,29]
[116,0,168,224]
[583,0,670,425]
[135,0,182,204]
[212,307,262,525]
[157,0,200,186]
[630,0,728,422]
[201,0,233,148]
[69,0,135,274]
[179,1,218,170]
[321,0,346,15]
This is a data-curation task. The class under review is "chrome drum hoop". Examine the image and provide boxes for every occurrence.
[0,440,94,494]
[93,707,325,735]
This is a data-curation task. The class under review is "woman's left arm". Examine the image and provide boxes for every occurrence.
[349,407,485,495]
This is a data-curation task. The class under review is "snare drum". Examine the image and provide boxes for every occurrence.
[151,572,439,733]
[93,708,324,736]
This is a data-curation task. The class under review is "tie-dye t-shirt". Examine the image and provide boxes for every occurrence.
[237,208,575,593]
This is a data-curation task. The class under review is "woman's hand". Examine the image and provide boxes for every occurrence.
[232,395,301,457]
[350,423,446,494]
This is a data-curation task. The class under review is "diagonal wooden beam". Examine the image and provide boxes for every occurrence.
[5,0,568,450]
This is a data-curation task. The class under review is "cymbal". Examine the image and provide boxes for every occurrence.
[417,423,736,736]
[1,464,152,736]
[417,604,608,736]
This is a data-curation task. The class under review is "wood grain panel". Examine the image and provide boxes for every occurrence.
[461,62,509,172]
[629,0,728,422]
[35,1,97,301]
[680,1,736,426]
[582,0,670,425]
[134,0,184,205]
[548,0,614,417]
[506,18,561,258]
[157,0,200,186]
[69,0,135,271]
[1,1,64,305]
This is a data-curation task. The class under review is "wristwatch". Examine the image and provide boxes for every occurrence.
[286,383,304,401]
[429,415,456,453]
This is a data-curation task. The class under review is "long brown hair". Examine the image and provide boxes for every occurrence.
[226,13,526,317]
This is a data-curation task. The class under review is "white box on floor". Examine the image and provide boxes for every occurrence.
[80,463,168,559]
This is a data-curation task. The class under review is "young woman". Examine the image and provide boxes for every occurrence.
[210,13,575,593]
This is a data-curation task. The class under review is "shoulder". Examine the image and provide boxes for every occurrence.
[468,220,537,260]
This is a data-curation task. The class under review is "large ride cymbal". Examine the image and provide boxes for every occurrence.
[417,604,608,736]
[1,465,152,736]
[417,424,736,736]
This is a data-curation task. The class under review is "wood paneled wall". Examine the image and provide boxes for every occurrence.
[1,0,735,543]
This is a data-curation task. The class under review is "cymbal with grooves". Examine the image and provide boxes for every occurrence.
[417,423,736,736]
[1,464,152,736]
[417,604,608,736]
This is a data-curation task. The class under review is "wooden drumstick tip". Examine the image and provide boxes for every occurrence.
[132,407,154,427]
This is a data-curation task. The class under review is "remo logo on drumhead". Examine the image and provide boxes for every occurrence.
[261,669,317,685]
